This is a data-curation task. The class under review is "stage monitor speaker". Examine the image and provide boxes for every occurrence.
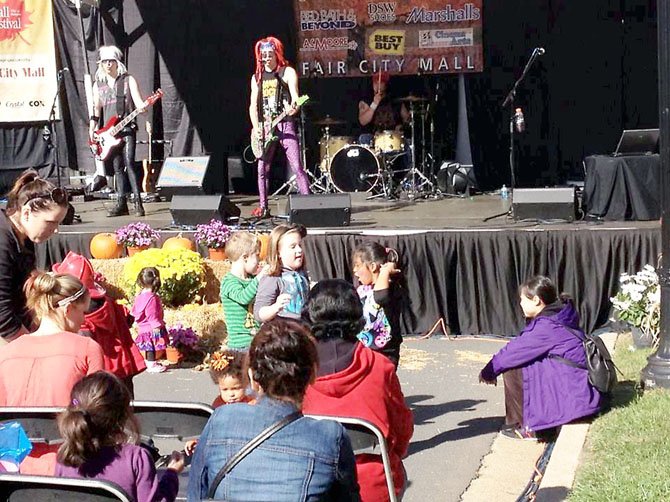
[156,155,224,200]
[169,195,241,226]
[513,187,576,222]
[287,194,351,227]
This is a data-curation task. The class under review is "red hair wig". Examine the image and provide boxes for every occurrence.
[254,36,289,83]
[372,71,391,85]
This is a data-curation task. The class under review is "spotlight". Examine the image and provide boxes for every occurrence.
[437,162,478,195]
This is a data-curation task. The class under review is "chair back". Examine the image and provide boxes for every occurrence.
[0,407,63,445]
[0,473,132,501]
[130,400,214,442]
[306,414,397,502]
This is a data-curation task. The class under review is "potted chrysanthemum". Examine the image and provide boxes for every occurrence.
[115,222,160,256]
[166,324,199,363]
[194,219,232,261]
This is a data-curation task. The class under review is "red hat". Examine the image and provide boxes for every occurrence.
[52,251,106,299]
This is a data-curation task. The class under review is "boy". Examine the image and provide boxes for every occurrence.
[220,232,266,349]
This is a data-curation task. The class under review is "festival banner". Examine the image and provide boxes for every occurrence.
[294,0,483,78]
[0,0,59,122]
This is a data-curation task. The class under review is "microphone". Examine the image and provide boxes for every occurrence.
[535,47,545,56]
[58,67,70,73]
[359,173,377,181]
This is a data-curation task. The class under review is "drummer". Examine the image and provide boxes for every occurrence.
[358,71,409,146]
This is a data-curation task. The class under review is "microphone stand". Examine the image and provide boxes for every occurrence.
[483,48,542,222]
[45,69,67,188]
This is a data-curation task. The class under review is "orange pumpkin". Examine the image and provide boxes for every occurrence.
[163,234,195,251]
[90,232,123,259]
[257,233,271,261]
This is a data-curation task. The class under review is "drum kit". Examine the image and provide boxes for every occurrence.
[305,95,440,200]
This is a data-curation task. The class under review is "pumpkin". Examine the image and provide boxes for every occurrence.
[90,232,123,259]
[163,234,195,252]
[257,233,271,261]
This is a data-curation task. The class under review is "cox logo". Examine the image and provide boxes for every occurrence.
[29,100,45,107]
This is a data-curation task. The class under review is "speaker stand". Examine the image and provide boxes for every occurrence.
[271,174,298,198]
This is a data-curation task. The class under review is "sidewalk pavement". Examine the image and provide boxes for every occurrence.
[460,331,618,502]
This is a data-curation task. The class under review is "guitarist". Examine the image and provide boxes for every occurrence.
[249,36,310,218]
[89,45,147,217]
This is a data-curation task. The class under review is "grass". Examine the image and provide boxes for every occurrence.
[569,333,670,501]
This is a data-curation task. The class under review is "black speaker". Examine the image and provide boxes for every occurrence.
[287,194,351,227]
[227,156,257,195]
[156,155,225,200]
[513,188,576,221]
[436,162,478,194]
[169,195,241,226]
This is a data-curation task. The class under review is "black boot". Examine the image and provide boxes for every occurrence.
[134,199,145,217]
[107,197,129,217]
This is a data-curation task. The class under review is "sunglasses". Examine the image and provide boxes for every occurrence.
[25,187,68,206]
[101,59,118,64]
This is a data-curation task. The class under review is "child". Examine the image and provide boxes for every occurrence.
[220,231,265,349]
[254,224,310,323]
[55,371,184,501]
[185,350,255,456]
[53,252,146,396]
[352,242,403,366]
[131,267,169,373]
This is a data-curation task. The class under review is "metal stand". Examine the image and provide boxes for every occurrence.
[271,174,298,197]
[399,101,435,199]
[44,70,67,187]
[309,125,337,193]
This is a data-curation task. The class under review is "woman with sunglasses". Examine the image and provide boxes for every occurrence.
[89,45,146,217]
[0,169,70,345]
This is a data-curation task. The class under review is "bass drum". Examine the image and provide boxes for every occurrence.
[319,136,354,171]
[330,145,381,193]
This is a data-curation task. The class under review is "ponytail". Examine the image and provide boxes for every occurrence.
[353,241,398,268]
[6,169,68,214]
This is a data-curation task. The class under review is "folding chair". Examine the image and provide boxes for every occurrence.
[0,407,63,445]
[0,473,131,501]
[130,400,213,444]
[306,414,397,502]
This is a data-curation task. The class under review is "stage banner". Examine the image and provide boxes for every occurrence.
[294,1,483,78]
[0,0,59,122]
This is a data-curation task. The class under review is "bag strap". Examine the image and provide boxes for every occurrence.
[205,411,302,499]
[548,353,587,370]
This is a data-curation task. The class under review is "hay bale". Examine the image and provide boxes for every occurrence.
[164,303,228,353]
[202,260,232,303]
[91,259,127,300]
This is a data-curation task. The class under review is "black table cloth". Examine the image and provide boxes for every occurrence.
[583,154,660,221]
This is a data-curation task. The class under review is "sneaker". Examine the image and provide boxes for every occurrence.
[145,362,166,373]
[500,426,538,441]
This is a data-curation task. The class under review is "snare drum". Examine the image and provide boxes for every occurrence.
[374,130,403,152]
[319,136,354,170]
[330,145,381,193]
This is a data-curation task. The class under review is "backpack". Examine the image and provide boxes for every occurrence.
[549,328,618,394]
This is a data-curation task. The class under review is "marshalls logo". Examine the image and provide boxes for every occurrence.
[0,0,33,42]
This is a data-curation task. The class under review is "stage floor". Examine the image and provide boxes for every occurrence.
[66,192,659,234]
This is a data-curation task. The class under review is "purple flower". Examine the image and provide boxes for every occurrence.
[168,324,199,350]
[116,222,160,247]
[194,219,232,249]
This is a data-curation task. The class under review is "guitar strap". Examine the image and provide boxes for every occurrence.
[114,74,128,118]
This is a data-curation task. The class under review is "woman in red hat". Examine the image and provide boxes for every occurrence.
[53,252,146,395]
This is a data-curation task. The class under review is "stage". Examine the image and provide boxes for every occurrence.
[40,192,660,338]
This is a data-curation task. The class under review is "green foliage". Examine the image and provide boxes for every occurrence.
[122,248,205,307]
[569,333,670,501]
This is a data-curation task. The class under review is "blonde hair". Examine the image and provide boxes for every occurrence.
[225,231,260,262]
[267,224,306,276]
[95,45,128,82]
[25,272,89,321]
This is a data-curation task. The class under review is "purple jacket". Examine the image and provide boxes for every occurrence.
[55,444,178,502]
[481,301,602,431]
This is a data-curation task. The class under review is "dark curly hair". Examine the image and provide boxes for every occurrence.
[136,267,161,292]
[248,319,317,404]
[209,349,246,384]
[302,279,364,342]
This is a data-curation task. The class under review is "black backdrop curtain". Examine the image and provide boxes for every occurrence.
[0,0,659,193]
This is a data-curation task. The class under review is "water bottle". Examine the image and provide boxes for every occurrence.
[501,184,509,200]
[514,108,525,133]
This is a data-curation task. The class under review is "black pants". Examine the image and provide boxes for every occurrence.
[105,129,141,201]
[503,368,524,428]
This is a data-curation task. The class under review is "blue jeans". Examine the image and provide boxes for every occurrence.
[187,397,360,501]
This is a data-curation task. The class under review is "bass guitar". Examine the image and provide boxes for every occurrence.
[251,95,309,160]
[89,89,163,161]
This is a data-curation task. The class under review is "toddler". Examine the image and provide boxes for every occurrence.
[131,267,168,373]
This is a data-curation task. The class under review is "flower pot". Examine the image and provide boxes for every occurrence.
[127,245,150,256]
[631,326,653,348]
[166,346,183,364]
[208,248,226,261]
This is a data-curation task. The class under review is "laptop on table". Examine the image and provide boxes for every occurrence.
[612,128,660,156]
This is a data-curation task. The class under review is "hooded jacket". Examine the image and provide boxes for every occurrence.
[303,343,413,502]
[481,301,603,431]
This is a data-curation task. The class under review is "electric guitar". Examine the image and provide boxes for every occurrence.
[89,89,163,161]
[251,95,309,160]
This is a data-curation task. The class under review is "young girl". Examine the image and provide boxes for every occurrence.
[131,267,169,373]
[253,224,310,323]
[185,350,255,456]
[55,371,184,501]
[352,242,403,366]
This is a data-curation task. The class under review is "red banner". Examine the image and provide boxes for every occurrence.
[294,1,483,78]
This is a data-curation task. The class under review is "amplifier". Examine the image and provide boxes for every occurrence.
[513,187,576,222]
[287,194,351,227]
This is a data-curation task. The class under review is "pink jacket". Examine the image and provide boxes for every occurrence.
[131,291,165,334]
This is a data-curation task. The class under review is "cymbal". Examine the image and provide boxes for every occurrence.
[314,116,346,126]
[395,95,428,103]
